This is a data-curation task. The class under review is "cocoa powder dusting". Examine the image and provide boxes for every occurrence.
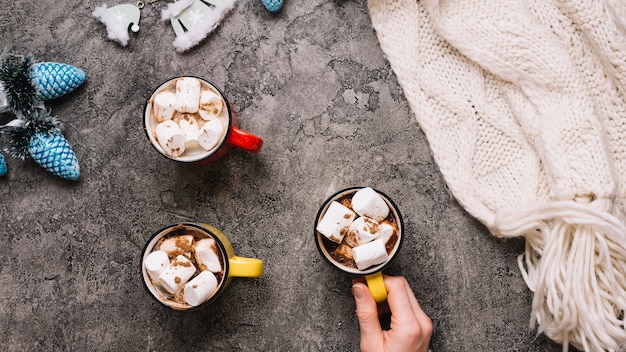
[148,230,226,307]
[175,236,193,252]
[171,257,193,267]
[320,192,400,270]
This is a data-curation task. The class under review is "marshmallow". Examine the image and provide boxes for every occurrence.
[155,120,186,158]
[183,270,219,306]
[152,90,177,122]
[193,238,222,273]
[158,254,197,294]
[144,250,170,280]
[344,216,380,247]
[159,234,194,257]
[197,118,225,151]
[178,114,201,146]
[198,90,224,121]
[351,187,390,222]
[374,221,396,245]
[351,239,389,271]
[316,201,356,243]
[175,77,201,113]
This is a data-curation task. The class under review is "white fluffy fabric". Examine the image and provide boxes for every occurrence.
[160,0,194,19]
[92,4,131,46]
[161,0,237,52]
[368,0,626,350]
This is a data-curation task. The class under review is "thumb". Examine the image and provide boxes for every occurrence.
[352,282,383,349]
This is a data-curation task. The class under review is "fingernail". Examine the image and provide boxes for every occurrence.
[352,284,365,300]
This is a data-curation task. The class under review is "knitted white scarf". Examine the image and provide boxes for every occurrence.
[367,0,626,350]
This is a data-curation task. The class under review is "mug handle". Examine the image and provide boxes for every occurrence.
[227,127,264,153]
[365,272,387,303]
[228,256,264,278]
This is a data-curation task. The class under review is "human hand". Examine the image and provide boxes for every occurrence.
[352,275,432,352]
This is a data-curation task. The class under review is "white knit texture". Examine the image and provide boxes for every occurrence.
[368,0,626,350]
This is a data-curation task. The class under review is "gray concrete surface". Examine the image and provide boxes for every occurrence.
[0,0,564,351]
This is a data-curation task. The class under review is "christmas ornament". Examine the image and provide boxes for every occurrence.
[93,0,244,52]
[0,52,41,115]
[261,0,283,13]
[0,51,86,115]
[0,151,6,176]
[33,62,86,100]
[92,3,142,47]
[3,108,80,181]
[0,49,84,180]
[161,0,237,52]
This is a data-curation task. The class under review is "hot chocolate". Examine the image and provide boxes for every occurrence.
[143,225,226,308]
[145,77,229,161]
[316,187,400,271]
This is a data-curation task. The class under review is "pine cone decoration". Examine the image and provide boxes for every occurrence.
[28,132,79,180]
[0,51,86,116]
[33,62,86,100]
[2,107,80,180]
[0,151,6,176]
[261,0,283,12]
[0,49,84,181]
[0,52,41,115]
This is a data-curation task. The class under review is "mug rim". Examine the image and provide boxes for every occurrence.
[143,75,233,163]
[314,186,404,276]
[141,222,230,311]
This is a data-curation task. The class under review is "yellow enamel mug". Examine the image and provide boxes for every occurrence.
[314,187,404,303]
[141,222,263,310]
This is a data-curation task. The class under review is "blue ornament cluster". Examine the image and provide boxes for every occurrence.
[0,50,85,180]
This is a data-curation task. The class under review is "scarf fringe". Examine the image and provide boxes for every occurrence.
[493,200,626,351]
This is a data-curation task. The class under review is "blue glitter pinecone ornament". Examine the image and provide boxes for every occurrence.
[29,131,80,180]
[3,108,80,180]
[0,50,85,115]
[0,48,84,179]
[262,0,283,12]
[0,152,6,176]
[33,62,86,101]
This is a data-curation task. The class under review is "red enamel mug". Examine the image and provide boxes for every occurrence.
[144,76,263,164]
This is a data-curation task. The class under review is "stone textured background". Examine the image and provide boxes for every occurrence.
[0,0,563,350]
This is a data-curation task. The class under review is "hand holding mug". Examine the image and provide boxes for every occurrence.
[352,275,432,352]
